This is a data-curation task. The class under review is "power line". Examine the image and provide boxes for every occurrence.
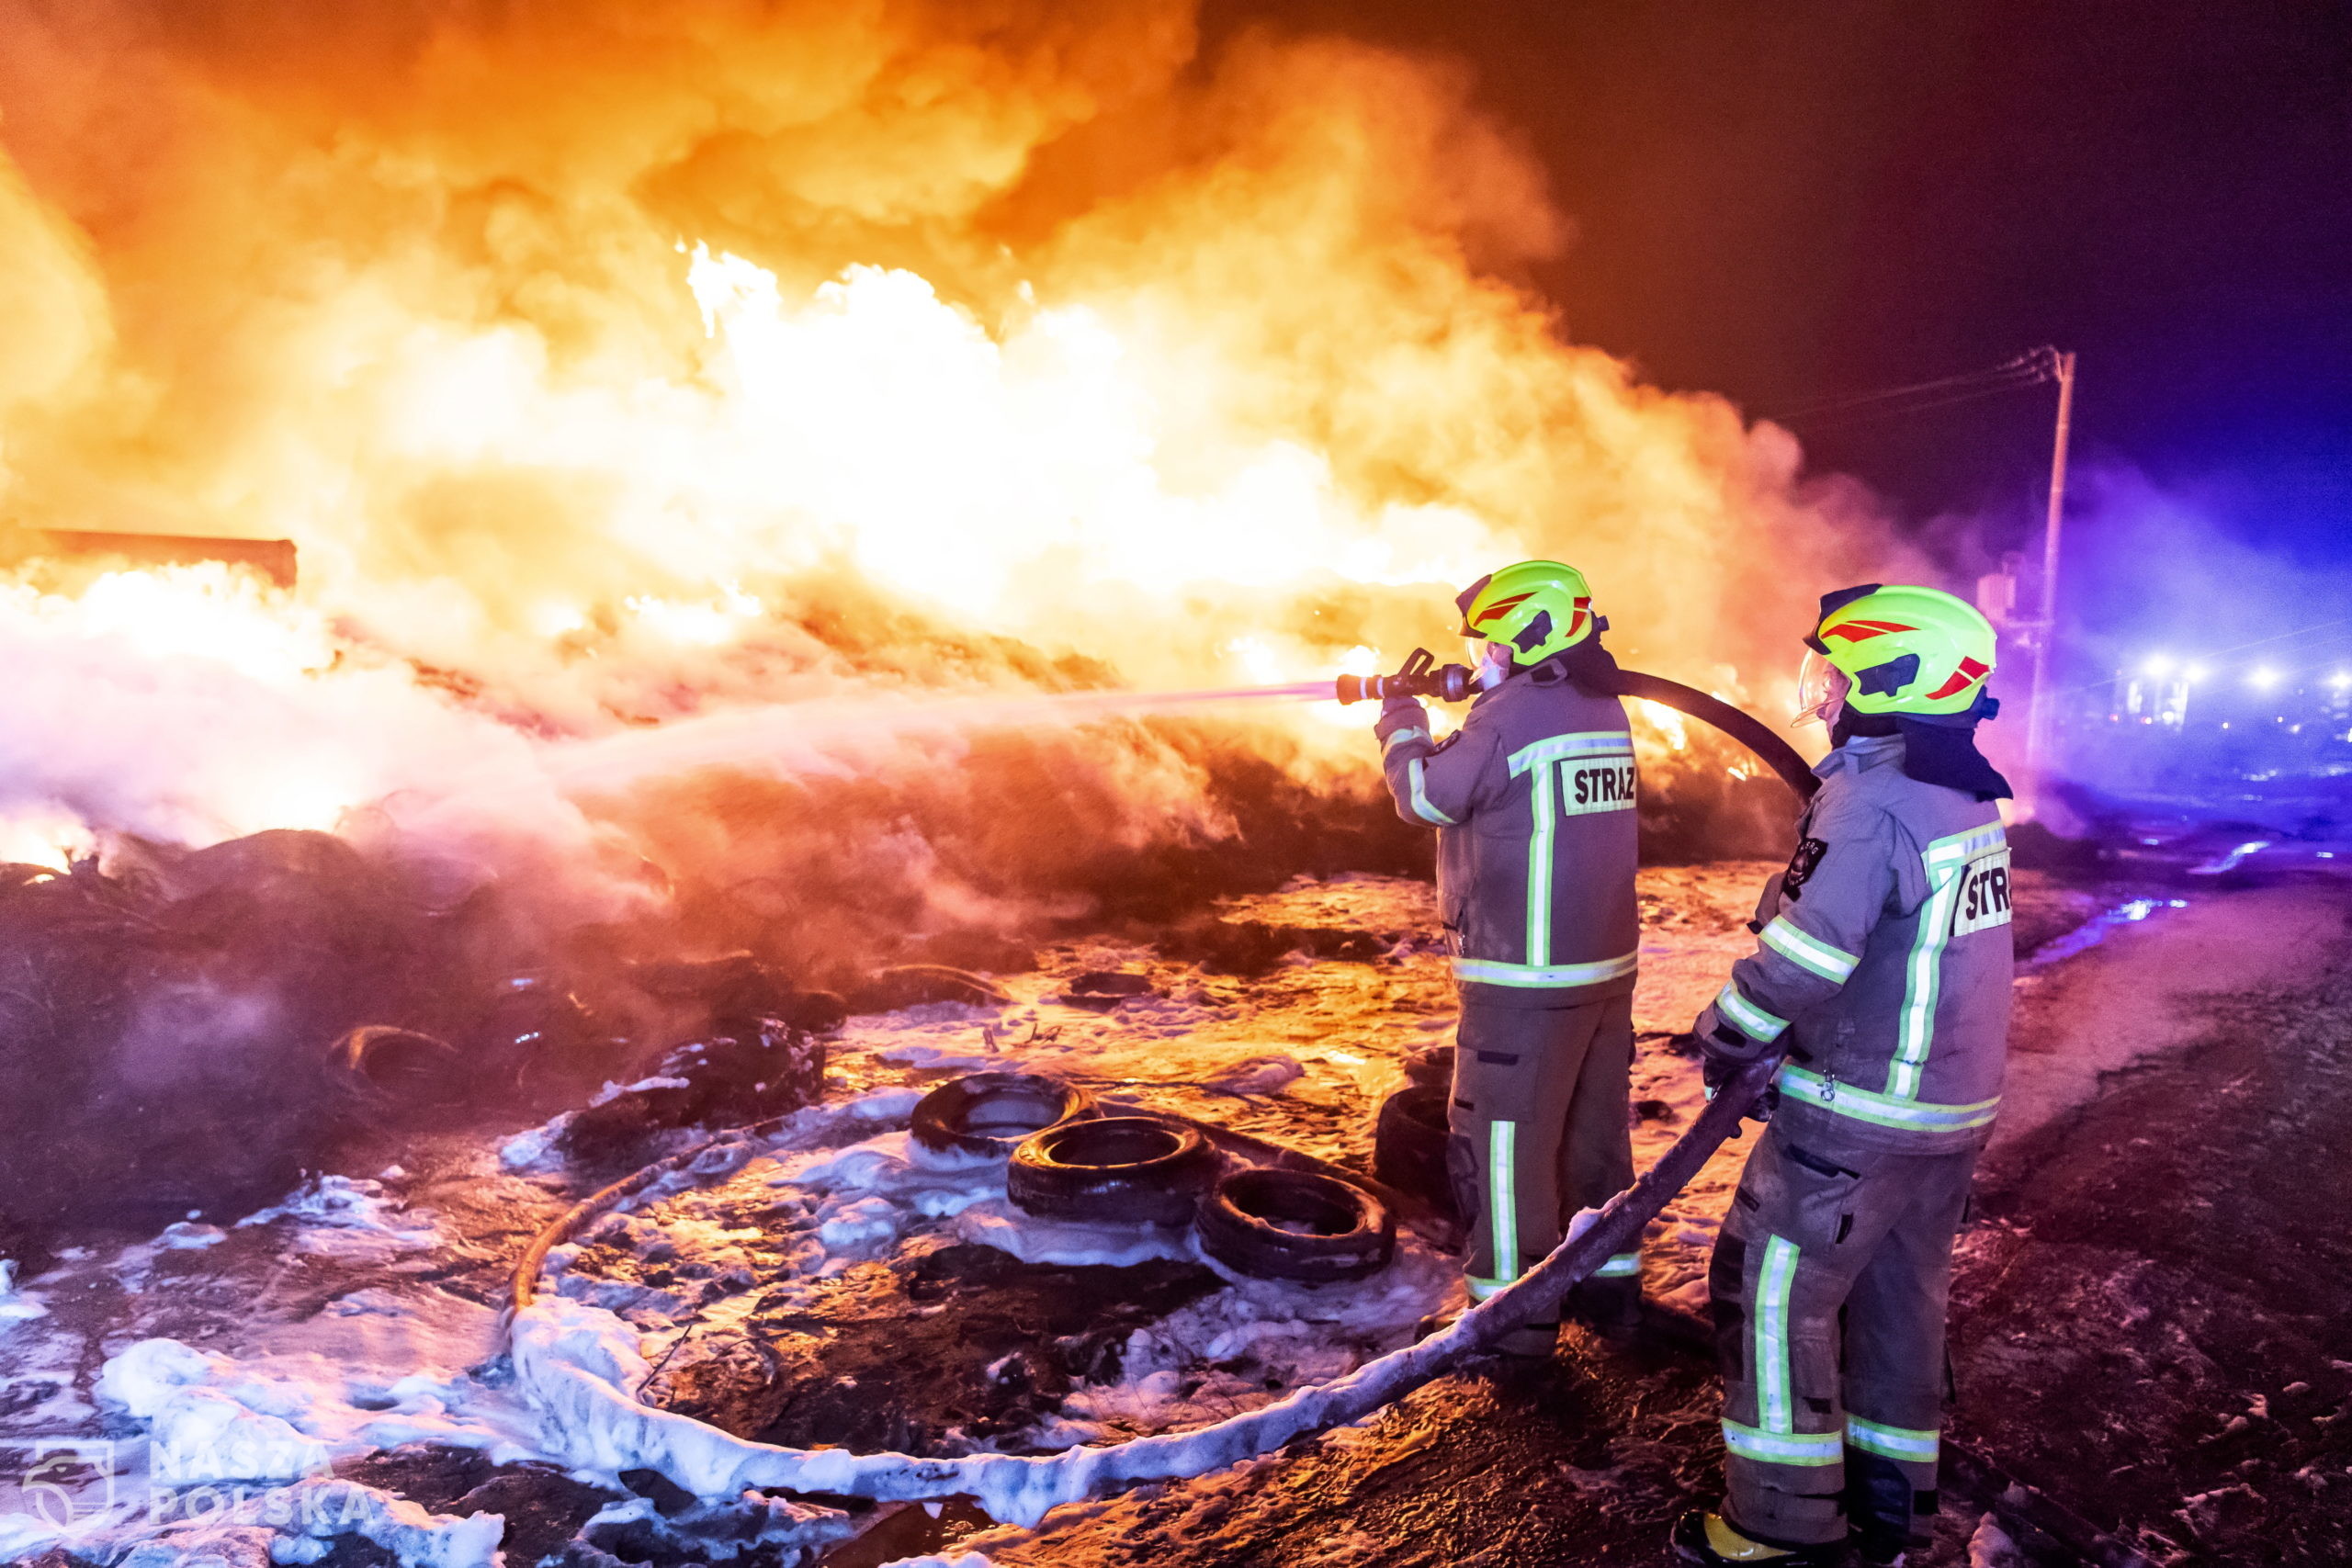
[1766,347,2061,431]
[1777,373,2055,434]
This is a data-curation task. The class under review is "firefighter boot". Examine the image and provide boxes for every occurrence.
[1669,1510,1849,1565]
[1844,1448,1920,1565]
[1564,1273,1644,1342]
[1493,1318,1561,1359]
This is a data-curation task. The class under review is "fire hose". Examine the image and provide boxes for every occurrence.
[1337,653,1822,803]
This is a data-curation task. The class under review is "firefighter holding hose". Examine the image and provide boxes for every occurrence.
[1674,585,2015,1567]
[1374,560,1645,1356]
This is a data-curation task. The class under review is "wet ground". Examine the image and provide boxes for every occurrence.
[5,848,2348,1566]
[1952,883,2352,1565]
[809,864,2352,1567]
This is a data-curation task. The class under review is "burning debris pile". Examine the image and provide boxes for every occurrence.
[0,0,1908,1256]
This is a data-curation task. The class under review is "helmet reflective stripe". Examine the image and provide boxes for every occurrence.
[1924,656,1993,702]
[1722,1419,1842,1466]
[1809,584,1997,716]
[1471,592,1535,626]
[1775,1065,2000,1131]
[1890,824,2007,1098]
[1846,1416,1939,1462]
[1454,953,1639,987]
[1755,1235,1802,1436]
[1714,982,1789,1042]
[1758,917,1859,983]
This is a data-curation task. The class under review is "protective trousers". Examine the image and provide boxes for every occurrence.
[1447,995,1638,1316]
[1710,1122,1978,1550]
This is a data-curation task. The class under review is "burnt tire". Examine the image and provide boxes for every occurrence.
[1374,1081,1460,1225]
[1196,1168,1396,1284]
[1006,1116,1219,1227]
[910,1072,1098,1160]
[328,1026,467,1106]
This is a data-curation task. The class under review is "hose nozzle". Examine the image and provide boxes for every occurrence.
[1334,649,1475,705]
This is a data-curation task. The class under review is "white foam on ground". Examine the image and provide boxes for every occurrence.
[96,1299,528,1488]
[0,1258,46,1324]
[499,1110,576,1171]
[236,1176,441,1261]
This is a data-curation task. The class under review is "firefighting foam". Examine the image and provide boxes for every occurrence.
[0,0,1898,929]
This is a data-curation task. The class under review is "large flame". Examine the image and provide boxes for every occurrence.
[0,1,1893,916]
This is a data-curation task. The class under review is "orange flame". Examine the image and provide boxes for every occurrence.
[0,2,1878,871]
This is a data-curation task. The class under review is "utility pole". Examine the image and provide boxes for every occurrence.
[2022,348,2076,818]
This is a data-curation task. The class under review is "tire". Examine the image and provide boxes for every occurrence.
[859,964,1012,1010]
[1006,1116,1220,1226]
[910,1073,1098,1161]
[1373,1081,1459,1225]
[328,1025,466,1105]
[1402,1043,1454,1090]
[1195,1168,1396,1284]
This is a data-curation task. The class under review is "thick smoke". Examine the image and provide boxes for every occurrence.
[0,3,1908,1094]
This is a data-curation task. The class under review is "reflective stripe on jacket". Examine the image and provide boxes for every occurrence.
[1713,732,2014,1152]
[1379,659,1640,1009]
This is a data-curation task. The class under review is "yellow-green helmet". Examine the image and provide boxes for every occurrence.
[1453,560,1599,666]
[1804,583,1997,716]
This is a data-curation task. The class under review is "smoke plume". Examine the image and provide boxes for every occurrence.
[0,0,1903,954]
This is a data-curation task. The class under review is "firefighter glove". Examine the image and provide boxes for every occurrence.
[1374,695,1430,744]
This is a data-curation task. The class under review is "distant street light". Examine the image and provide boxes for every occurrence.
[2185,662,2210,682]
[2249,666,2280,690]
[2143,653,2175,677]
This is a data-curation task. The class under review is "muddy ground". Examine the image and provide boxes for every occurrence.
[828,869,2352,1568]
[5,852,2348,1567]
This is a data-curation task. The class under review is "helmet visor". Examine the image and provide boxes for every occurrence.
[1792,650,1849,727]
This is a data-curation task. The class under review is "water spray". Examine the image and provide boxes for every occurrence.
[546,649,1815,803]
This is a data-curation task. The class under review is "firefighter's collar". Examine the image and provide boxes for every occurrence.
[1817,732,1906,778]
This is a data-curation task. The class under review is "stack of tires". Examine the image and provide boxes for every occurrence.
[909,1072,1396,1285]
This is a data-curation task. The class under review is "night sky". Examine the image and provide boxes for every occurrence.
[1213,1,2352,580]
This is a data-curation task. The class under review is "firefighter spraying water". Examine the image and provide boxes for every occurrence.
[1365,561,1648,1350]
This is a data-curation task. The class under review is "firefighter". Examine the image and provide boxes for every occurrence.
[1375,560,1644,1356]
[1671,584,2015,1567]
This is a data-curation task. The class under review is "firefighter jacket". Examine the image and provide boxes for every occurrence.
[1704,732,2014,1154]
[1376,657,1641,1010]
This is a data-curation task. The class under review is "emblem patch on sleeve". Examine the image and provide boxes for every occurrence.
[1951,847,2014,935]
[1781,836,1829,897]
